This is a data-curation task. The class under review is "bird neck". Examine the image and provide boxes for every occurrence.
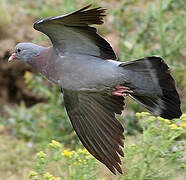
[27,47,59,83]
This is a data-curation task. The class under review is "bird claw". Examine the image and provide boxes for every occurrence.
[112,86,133,97]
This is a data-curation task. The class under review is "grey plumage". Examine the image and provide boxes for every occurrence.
[34,5,116,60]
[9,5,182,174]
[14,43,46,62]
[63,90,125,174]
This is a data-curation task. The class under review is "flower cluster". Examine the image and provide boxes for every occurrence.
[180,123,186,128]
[137,112,186,131]
[157,114,186,130]
[29,171,38,180]
[157,117,170,124]
[35,150,47,174]
[136,112,151,119]
[36,151,47,160]
[43,172,61,180]
[168,124,182,130]
[24,71,33,84]
[29,140,98,179]
[61,149,75,158]
[79,148,88,154]
[48,140,62,150]
[180,114,186,120]
[61,148,92,166]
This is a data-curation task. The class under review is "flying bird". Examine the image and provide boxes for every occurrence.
[8,5,182,174]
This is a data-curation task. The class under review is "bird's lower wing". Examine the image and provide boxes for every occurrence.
[62,89,125,174]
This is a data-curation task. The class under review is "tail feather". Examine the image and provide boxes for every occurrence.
[120,56,182,119]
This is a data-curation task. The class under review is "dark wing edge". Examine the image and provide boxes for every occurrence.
[34,5,105,27]
[33,5,117,60]
[63,89,125,174]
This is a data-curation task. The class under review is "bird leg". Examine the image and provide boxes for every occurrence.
[112,86,133,97]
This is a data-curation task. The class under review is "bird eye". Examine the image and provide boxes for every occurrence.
[17,48,21,53]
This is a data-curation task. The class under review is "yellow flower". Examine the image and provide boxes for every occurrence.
[29,171,38,179]
[61,150,74,157]
[48,140,61,150]
[136,112,150,119]
[157,117,165,121]
[179,123,186,128]
[36,151,47,159]
[169,124,182,130]
[43,172,60,180]
[180,114,186,121]
[79,148,88,154]
[157,117,170,124]
[100,178,106,180]
[141,112,150,116]
[43,172,53,179]
[147,116,156,122]
[83,160,87,164]
[163,119,170,124]
[24,71,33,84]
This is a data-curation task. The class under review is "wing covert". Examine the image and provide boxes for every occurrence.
[34,5,117,60]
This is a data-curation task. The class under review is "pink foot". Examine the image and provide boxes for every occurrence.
[112,86,133,96]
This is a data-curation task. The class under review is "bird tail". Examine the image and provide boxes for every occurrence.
[119,56,182,119]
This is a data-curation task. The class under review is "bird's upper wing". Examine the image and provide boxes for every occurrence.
[33,5,116,60]
[62,89,125,174]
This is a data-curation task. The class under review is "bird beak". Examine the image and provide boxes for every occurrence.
[8,53,16,62]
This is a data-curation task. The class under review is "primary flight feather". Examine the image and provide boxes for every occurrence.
[8,5,182,174]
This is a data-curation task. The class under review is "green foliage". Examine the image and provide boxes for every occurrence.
[114,0,186,60]
[27,113,186,180]
[0,0,185,179]
[112,0,186,126]
[29,140,98,180]
[3,71,78,146]
[0,135,34,175]
[20,0,77,18]
[113,0,186,89]
[123,115,142,135]
[123,112,186,180]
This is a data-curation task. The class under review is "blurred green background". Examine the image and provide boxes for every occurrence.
[0,0,185,179]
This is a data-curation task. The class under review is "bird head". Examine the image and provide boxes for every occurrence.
[8,42,45,62]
